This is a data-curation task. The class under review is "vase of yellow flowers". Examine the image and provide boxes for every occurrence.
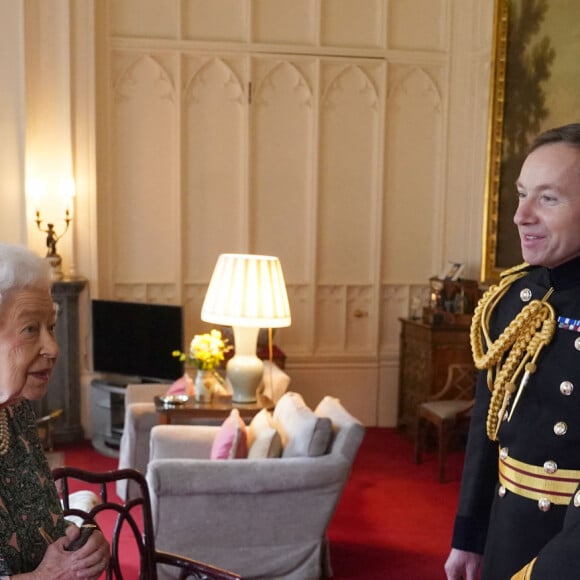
[173,329,232,402]
[194,370,214,402]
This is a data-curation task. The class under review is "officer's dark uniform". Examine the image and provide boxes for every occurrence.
[452,256,580,579]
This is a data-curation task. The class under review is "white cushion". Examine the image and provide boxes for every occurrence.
[273,392,332,458]
[247,409,282,459]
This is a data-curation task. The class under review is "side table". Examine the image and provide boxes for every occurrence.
[154,397,264,425]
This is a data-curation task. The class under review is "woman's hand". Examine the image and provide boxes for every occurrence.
[65,524,110,579]
[26,525,110,580]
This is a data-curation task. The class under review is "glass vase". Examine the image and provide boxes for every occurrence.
[194,370,215,403]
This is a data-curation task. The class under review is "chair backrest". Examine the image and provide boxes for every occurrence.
[53,466,240,580]
[433,363,477,401]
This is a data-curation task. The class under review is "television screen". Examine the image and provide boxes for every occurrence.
[91,299,183,382]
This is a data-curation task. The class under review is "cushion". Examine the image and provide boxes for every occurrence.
[420,399,473,420]
[273,392,333,458]
[315,395,357,428]
[256,361,291,406]
[165,373,193,396]
[210,408,248,459]
[247,409,282,459]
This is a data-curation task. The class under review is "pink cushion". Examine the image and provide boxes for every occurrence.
[210,408,248,459]
[166,374,192,395]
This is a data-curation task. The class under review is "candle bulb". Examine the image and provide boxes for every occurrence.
[60,177,76,219]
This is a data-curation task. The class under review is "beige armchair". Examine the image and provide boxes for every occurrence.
[145,394,365,580]
[117,361,290,500]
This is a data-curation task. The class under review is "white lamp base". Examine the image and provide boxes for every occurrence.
[227,326,263,403]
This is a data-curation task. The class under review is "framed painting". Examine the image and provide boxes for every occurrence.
[482,0,580,282]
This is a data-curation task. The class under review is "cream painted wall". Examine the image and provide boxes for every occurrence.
[0,0,497,432]
[0,1,27,242]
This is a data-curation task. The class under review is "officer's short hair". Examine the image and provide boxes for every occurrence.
[529,122,580,154]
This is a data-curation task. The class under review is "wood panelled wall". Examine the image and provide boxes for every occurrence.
[0,0,495,429]
[95,0,495,427]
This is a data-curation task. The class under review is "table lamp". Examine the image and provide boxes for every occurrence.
[201,254,291,403]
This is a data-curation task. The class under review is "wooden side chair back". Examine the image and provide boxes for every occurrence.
[413,363,477,482]
[53,466,240,580]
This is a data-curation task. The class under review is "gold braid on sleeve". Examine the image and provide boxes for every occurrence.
[470,265,557,441]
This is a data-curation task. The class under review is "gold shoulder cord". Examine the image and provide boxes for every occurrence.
[470,264,557,441]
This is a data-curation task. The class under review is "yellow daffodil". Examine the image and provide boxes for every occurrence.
[172,329,232,371]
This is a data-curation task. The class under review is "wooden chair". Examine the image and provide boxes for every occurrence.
[413,363,477,483]
[53,466,240,580]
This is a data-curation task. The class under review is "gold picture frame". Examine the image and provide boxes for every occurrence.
[481,0,508,282]
[481,0,580,282]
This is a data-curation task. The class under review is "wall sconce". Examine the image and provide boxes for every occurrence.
[28,177,75,280]
[201,254,291,403]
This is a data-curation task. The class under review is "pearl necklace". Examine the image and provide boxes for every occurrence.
[0,408,10,456]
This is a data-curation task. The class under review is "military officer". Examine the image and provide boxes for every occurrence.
[445,122,580,579]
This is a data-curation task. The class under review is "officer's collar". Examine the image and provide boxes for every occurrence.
[547,255,580,291]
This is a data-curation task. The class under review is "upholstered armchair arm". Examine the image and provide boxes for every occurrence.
[149,424,218,460]
[117,385,171,500]
[125,383,170,406]
[118,402,165,473]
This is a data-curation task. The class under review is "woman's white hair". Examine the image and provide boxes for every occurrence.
[0,243,51,303]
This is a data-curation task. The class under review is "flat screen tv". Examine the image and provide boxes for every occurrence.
[91,299,183,383]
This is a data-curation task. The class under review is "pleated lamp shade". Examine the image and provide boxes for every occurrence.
[201,254,291,403]
[201,254,291,328]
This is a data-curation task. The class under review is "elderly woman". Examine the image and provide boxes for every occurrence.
[0,242,109,579]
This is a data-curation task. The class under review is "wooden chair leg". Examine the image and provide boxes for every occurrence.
[438,420,450,483]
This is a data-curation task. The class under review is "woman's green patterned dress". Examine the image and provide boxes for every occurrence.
[0,400,67,575]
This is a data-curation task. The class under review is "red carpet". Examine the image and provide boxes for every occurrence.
[59,428,464,579]
[327,428,464,579]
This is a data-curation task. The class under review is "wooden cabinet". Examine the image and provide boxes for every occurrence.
[397,318,473,431]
